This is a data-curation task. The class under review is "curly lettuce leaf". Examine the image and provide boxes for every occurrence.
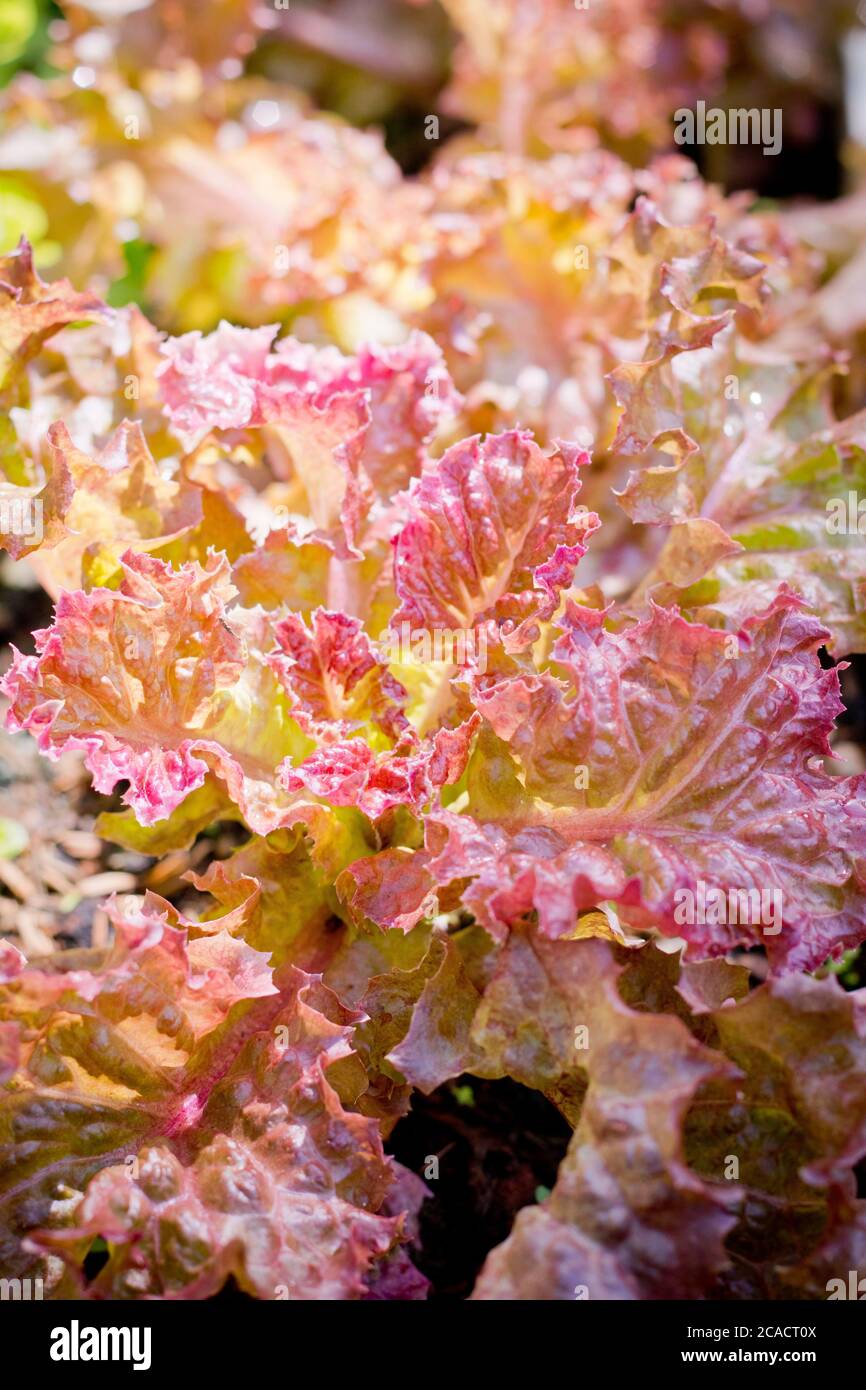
[0,895,422,1298]
[429,594,866,972]
[466,936,866,1300]
[392,428,598,650]
[610,326,866,655]
[0,239,105,399]
[268,608,410,745]
[2,550,311,833]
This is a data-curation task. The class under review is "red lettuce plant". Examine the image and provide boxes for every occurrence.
[1,226,866,1299]
[1,0,866,1303]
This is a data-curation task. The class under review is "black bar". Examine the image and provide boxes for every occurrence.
[1,1296,858,1378]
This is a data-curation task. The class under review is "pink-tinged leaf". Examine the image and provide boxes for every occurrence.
[387,933,483,1094]
[156,321,279,448]
[280,715,480,821]
[0,479,50,562]
[22,419,204,584]
[640,516,744,588]
[341,334,460,498]
[267,330,461,500]
[608,318,866,656]
[609,339,838,527]
[660,407,866,658]
[262,334,459,556]
[268,608,409,743]
[392,429,598,649]
[34,1129,402,1301]
[427,804,633,945]
[0,903,419,1297]
[431,594,866,971]
[675,957,749,1015]
[362,1165,430,1300]
[1,550,311,833]
[463,933,738,1299]
[157,323,459,555]
[336,847,437,934]
[363,1244,431,1301]
[467,936,866,1299]
[0,940,25,984]
[607,197,767,355]
[73,894,276,1018]
[345,930,471,1129]
[0,239,106,395]
[672,961,866,1297]
[159,320,456,480]
[259,386,372,560]
[231,526,331,612]
[181,811,381,970]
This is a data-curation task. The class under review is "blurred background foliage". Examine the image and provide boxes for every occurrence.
[1,2,865,351]
[0,0,57,83]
